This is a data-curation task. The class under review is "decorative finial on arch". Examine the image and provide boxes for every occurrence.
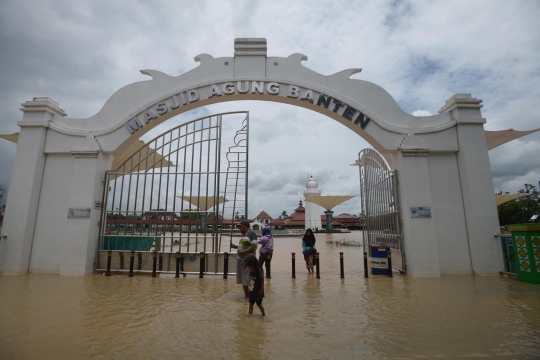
[194,53,214,63]
[139,69,170,81]
[288,53,308,63]
[330,68,363,80]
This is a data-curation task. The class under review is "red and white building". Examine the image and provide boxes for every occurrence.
[251,210,272,230]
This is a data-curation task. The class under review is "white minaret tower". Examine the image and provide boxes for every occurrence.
[303,175,322,230]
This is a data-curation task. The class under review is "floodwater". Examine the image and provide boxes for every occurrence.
[1,232,539,359]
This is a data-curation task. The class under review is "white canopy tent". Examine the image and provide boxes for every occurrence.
[304,195,356,211]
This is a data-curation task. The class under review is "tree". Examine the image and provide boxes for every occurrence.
[181,212,199,220]
[279,210,289,220]
[497,184,540,226]
[234,212,245,221]
[106,213,126,219]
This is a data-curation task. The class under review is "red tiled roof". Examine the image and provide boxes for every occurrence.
[320,215,346,226]
[283,203,305,227]
[255,210,272,220]
[268,219,284,226]
[334,213,357,219]
[333,213,359,225]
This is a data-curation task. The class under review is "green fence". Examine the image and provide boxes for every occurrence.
[102,236,157,252]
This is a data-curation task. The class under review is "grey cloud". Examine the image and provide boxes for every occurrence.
[249,171,289,192]
[490,137,540,193]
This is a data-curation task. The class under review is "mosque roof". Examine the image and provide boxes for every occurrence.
[293,203,305,212]
[283,200,305,226]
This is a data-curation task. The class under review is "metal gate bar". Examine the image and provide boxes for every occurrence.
[358,148,405,273]
[97,112,249,274]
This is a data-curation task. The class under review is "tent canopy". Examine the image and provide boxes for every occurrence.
[349,127,540,169]
[485,128,540,150]
[0,135,173,176]
[305,195,356,211]
[0,133,19,143]
[495,193,528,206]
[178,196,229,211]
[112,140,174,172]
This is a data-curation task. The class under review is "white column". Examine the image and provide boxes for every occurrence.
[395,149,441,277]
[439,94,503,275]
[0,98,66,274]
[59,152,111,275]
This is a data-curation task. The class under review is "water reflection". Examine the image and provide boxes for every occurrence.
[1,232,539,359]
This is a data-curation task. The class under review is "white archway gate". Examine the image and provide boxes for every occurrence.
[0,38,503,276]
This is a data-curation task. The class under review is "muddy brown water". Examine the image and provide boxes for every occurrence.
[1,232,539,359]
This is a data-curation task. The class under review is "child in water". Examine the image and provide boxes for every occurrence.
[246,256,265,316]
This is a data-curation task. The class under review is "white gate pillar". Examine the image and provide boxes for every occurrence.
[59,153,111,275]
[0,98,65,274]
[439,94,503,275]
[394,148,440,277]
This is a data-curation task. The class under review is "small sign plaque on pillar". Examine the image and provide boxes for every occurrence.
[410,207,431,218]
[67,208,91,219]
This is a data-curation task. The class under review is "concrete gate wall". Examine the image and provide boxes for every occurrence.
[0,38,503,276]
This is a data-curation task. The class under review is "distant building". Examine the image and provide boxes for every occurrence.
[251,210,272,230]
[141,209,178,221]
[333,213,359,227]
[303,175,322,230]
[283,200,306,229]
[267,218,284,230]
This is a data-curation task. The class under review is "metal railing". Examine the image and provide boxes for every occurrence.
[358,148,405,272]
[97,112,249,274]
[497,233,517,275]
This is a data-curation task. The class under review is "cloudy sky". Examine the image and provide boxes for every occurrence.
[0,0,539,218]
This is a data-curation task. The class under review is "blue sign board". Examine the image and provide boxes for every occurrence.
[410,207,431,218]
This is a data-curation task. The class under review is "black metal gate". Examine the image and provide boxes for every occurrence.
[97,111,249,274]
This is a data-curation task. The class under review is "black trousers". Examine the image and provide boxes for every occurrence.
[258,253,272,276]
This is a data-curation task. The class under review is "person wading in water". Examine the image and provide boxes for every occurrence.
[302,228,317,274]
[230,220,258,298]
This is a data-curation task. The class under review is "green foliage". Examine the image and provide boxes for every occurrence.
[497,184,540,226]
[181,212,199,220]
[279,210,288,220]
[234,212,245,220]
